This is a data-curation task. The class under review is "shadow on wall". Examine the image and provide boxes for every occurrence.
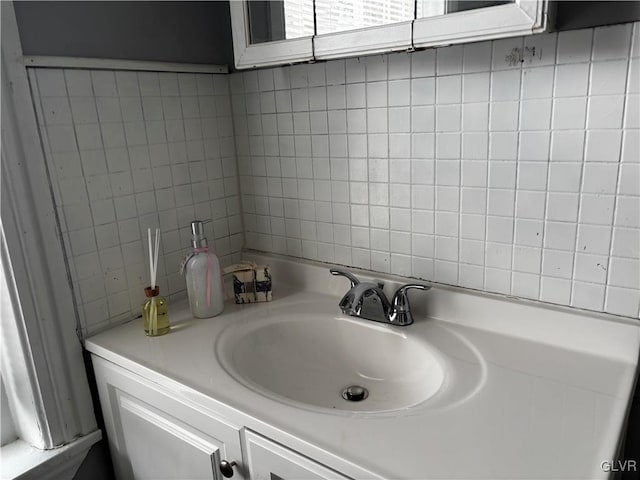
[555,1,640,31]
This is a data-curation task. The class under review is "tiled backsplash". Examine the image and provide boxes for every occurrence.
[232,22,640,318]
[28,22,640,329]
[30,69,243,335]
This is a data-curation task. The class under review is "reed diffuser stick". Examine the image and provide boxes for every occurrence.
[147,228,160,335]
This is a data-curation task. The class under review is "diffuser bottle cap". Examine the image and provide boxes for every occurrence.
[190,220,208,249]
[144,286,160,297]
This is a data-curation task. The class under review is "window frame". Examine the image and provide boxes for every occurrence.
[314,20,413,60]
[412,0,548,48]
[1,376,18,447]
[0,2,100,474]
[230,0,314,68]
[230,0,549,69]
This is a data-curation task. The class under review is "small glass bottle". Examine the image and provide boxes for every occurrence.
[142,286,170,336]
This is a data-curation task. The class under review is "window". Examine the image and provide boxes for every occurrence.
[314,0,415,35]
[247,0,314,43]
[230,0,548,68]
[284,0,315,38]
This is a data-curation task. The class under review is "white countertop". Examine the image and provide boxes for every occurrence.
[86,253,640,479]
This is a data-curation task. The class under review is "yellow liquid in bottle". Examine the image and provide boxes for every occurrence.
[143,296,170,336]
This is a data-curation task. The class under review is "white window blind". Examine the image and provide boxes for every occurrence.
[315,0,415,35]
[284,0,315,38]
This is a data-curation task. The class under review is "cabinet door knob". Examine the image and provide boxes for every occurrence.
[219,460,237,478]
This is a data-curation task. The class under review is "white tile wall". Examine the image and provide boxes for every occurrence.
[232,22,640,318]
[30,68,243,335]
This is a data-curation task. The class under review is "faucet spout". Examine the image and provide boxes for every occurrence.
[340,283,391,320]
[331,269,430,326]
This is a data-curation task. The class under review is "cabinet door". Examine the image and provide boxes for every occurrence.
[92,356,244,480]
[118,393,221,479]
[245,430,351,480]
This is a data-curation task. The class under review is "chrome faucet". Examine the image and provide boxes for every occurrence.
[330,268,430,326]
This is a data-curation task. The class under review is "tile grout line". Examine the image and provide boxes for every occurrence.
[603,23,636,316]
[482,41,495,292]
[567,28,595,310]
[111,70,141,319]
[537,33,561,303]
[30,68,90,336]
[569,27,613,312]
[455,49,464,287]
[431,50,438,282]
[509,39,526,297]
[66,69,113,325]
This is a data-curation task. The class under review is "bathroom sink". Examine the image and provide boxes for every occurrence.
[216,309,446,413]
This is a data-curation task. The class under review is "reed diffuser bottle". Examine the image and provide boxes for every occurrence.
[143,286,170,336]
[143,228,170,336]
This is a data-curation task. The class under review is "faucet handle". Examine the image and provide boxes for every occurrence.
[392,283,431,312]
[330,268,360,288]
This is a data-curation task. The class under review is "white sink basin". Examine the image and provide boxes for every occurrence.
[216,309,451,413]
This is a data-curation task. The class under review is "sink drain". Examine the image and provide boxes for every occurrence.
[342,385,369,402]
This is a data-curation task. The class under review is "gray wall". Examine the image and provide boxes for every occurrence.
[554,1,640,30]
[13,1,234,66]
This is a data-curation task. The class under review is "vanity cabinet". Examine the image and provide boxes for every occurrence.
[92,356,352,480]
[116,395,229,480]
[92,357,245,480]
[85,254,640,480]
[244,431,351,480]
